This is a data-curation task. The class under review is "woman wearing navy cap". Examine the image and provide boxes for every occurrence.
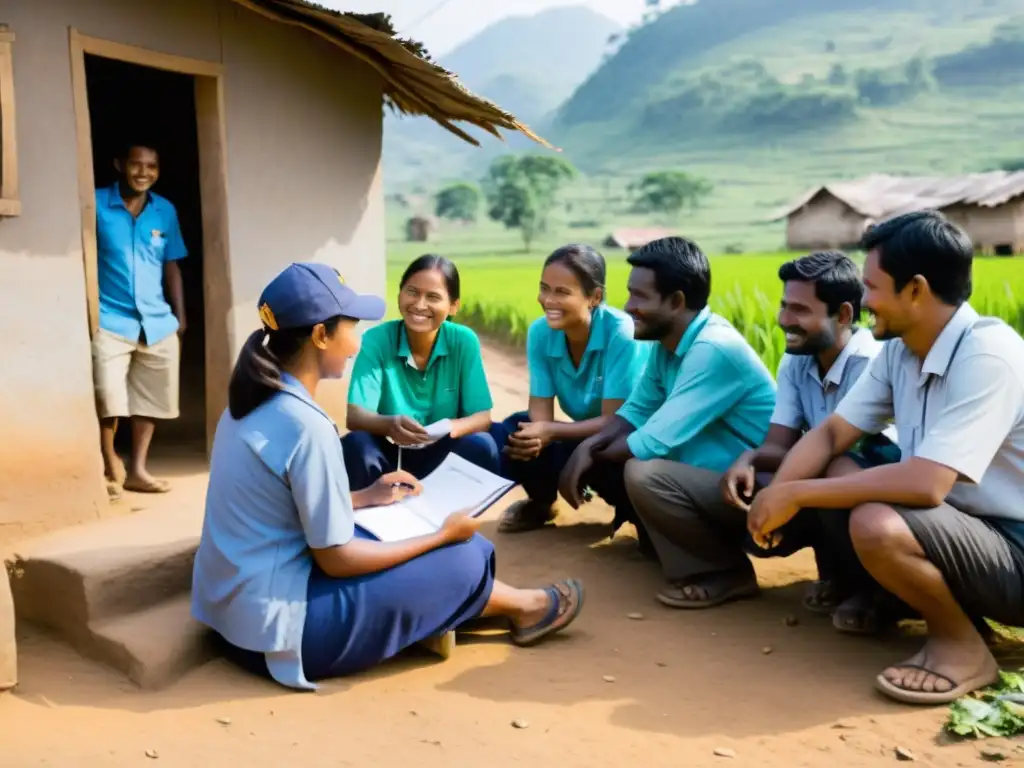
[191,262,584,690]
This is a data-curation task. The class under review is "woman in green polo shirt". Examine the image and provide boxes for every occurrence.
[342,255,503,489]
[498,244,652,533]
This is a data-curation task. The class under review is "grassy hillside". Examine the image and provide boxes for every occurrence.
[382,6,620,189]
[386,0,1024,253]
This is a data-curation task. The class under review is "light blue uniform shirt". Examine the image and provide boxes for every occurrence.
[96,184,187,344]
[526,304,652,422]
[191,374,355,691]
[618,308,777,469]
[772,327,899,443]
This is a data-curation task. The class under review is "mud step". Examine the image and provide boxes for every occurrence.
[10,506,202,640]
[88,594,215,689]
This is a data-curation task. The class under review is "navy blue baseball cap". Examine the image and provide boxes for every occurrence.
[257,262,386,331]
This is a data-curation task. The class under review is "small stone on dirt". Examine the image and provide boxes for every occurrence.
[602,675,617,683]
[656,661,668,667]
[627,612,645,620]
[784,614,799,627]
[979,748,1007,762]
[216,717,232,726]
[894,746,916,761]
[511,719,529,729]
[145,749,159,759]
[713,747,736,759]
[832,720,856,729]
[761,646,773,655]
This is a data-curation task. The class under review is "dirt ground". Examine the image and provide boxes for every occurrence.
[1,345,1021,767]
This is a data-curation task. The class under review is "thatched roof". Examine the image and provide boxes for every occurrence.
[227,0,552,148]
[769,171,1024,223]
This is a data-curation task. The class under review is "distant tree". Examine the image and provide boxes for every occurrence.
[435,182,481,223]
[629,170,713,218]
[482,154,578,251]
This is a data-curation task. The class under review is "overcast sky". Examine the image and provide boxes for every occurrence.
[324,1,682,56]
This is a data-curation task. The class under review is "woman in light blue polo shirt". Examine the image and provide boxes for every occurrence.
[342,255,504,490]
[191,262,585,690]
[498,244,651,533]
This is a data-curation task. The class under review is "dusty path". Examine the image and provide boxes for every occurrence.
[0,344,1020,767]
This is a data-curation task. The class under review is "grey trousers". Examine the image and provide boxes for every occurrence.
[624,459,823,583]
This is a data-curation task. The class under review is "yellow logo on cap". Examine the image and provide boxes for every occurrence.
[258,302,279,331]
[337,273,346,286]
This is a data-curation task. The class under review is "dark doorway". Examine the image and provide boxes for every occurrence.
[994,243,1014,257]
[84,54,207,454]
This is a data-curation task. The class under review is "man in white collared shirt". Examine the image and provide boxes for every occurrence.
[626,251,897,612]
[750,211,1024,706]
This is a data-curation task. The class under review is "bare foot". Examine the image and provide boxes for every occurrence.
[123,471,172,494]
[104,456,127,485]
[877,636,999,704]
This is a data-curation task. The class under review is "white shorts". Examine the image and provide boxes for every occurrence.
[92,328,180,420]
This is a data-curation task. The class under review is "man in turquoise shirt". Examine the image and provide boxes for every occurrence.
[559,237,775,558]
[92,141,188,498]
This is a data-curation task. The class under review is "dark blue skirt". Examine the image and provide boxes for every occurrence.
[219,530,496,683]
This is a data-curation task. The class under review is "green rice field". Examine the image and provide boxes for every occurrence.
[386,242,1024,375]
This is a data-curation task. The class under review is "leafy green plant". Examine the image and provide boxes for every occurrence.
[946,669,1024,739]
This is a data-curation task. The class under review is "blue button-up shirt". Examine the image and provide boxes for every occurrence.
[191,374,356,691]
[618,308,777,469]
[96,184,187,344]
[526,304,652,422]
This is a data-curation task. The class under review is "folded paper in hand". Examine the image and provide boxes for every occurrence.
[354,453,514,542]
[386,419,452,450]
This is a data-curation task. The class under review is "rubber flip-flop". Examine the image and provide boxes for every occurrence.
[874,662,1000,705]
[802,580,841,615]
[509,579,584,647]
[656,575,760,610]
[498,500,555,534]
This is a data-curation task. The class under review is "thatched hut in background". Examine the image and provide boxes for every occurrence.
[772,172,1024,254]
[406,215,437,242]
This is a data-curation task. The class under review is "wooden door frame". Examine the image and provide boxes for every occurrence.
[68,28,233,455]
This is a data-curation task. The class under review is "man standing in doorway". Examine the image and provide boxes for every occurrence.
[93,141,187,498]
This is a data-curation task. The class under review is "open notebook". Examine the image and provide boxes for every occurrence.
[354,453,515,542]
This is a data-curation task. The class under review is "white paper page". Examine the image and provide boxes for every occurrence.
[423,419,452,440]
[412,454,514,528]
[353,454,513,541]
[354,504,436,542]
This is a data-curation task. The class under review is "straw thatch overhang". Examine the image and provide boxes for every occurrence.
[226,0,553,148]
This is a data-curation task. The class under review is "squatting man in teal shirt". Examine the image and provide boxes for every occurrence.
[558,236,776,558]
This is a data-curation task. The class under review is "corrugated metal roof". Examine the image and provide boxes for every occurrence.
[770,171,1024,223]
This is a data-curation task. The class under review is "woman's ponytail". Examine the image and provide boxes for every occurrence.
[227,317,345,420]
[228,330,283,419]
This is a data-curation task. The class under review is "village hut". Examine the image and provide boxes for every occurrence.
[405,214,437,242]
[0,0,546,541]
[771,172,1024,253]
[0,0,547,692]
[603,227,676,251]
